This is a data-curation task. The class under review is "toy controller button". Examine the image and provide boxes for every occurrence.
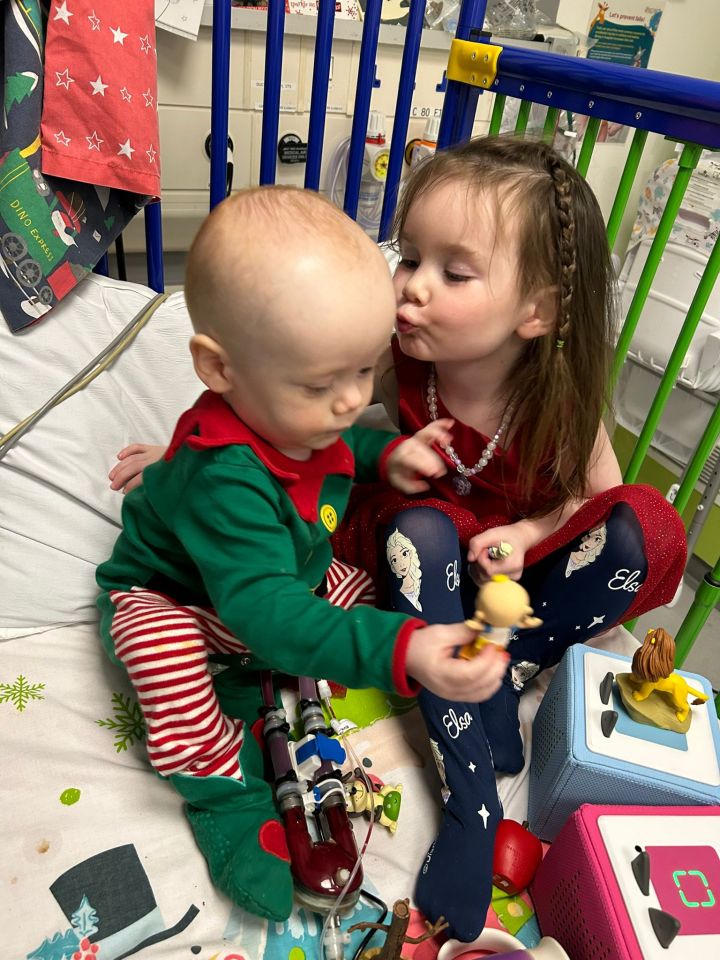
[648,907,681,948]
[631,849,650,896]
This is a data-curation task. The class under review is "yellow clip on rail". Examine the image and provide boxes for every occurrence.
[446,39,503,89]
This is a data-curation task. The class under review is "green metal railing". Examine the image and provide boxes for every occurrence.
[542,107,559,143]
[575,116,601,178]
[513,98,532,134]
[675,555,720,667]
[606,128,649,249]
[612,142,705,386]
[623,237,720,484]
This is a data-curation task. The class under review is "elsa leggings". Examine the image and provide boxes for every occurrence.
[384,504,647,941]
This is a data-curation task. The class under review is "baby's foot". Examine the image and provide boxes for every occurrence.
[171,769,293,920]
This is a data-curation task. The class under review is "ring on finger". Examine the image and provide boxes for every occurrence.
[487,540,513,561]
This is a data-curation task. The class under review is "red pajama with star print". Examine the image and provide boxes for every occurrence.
[40,1,160,197]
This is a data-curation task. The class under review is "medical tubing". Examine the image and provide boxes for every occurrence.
[319,697,376,960]
[0,293,169,461]
[328,138,384,234]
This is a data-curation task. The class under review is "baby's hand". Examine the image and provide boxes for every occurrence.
[385,419,453,494]
[468,523,529,582]
[405,622,509,702]
[109,443,166,494]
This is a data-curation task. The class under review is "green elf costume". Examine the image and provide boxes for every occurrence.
[96,391,423,921]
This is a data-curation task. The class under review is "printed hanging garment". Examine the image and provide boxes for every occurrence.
[0,0,159,333]
[40,1,160,196]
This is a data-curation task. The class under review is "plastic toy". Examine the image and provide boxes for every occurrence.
[492,818,544,896]
[260,673,363,913]
[616,627,709,730]
[344,767,403,834]
[459,575,542,659]
[528,645,720,842]
[532,804,720,960]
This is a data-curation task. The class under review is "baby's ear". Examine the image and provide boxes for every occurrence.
[517,286,558,341]
[190,334,233,393]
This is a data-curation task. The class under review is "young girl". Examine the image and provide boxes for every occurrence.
[329,136,686,940]
[111,137,687,941]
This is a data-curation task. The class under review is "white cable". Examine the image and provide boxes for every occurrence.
[0,293,168,460]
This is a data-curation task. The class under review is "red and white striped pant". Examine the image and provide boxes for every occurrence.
[109,560,375,781]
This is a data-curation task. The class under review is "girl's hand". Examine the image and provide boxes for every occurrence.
[385,419,453,494]
[467,523,532,582]
[405,622,510,702]
[109,443,166,494]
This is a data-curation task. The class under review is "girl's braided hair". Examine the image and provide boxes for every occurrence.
[392,135,614,513]
[549,158,577,350]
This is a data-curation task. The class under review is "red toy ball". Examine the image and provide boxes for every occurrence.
[492,819,544,896]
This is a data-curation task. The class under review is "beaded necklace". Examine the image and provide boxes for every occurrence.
[426,364,512,496]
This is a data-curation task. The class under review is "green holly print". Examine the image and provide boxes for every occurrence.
[96,692,146,752]
[0,674,45,711]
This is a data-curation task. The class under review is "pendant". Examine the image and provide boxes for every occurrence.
[453,474,472,496]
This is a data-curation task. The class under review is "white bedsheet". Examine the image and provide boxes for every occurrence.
[3,620,639,960]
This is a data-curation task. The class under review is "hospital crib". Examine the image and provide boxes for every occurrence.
[139,0,719,701]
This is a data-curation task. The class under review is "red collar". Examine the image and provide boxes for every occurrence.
[165,391,355,522]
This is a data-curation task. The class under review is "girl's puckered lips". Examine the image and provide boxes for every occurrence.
[396,315,419,334]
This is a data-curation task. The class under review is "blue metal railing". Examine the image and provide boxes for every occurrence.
[343,0,384,219]
[93,253,109,277]
[378,0,428,242]
[438,0,489,149]
[260,0,286,185]
[210,0,232,208]
[204,0,720,222]
[488,44,720,149]
[144,202,164,292]
[305,0,336,191]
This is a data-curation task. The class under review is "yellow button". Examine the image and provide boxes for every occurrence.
[320,503,337,532]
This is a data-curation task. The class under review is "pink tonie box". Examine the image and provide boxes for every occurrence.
[531,804,720,960]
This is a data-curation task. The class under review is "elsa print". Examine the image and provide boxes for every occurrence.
[386,528,423,611]
[429,738,451,804]
[565,523,607,578]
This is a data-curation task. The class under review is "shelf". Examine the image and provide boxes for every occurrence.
[198,6,553,53]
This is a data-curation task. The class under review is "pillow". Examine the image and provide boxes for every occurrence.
[0,274,200,639]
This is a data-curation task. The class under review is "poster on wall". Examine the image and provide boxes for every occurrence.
[579,2,666,143]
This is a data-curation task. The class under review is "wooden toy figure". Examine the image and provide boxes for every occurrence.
[459,574,542,660]
[617,628,709,731]
[348,898,448,960]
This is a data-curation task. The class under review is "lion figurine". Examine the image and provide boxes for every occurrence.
[630,627,709,723]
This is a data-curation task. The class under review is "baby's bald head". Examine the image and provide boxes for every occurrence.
[184,186,390,361]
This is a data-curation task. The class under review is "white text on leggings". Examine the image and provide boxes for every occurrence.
[443,707,473,740]
[446,560,460,591]
[608,568,643,593]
